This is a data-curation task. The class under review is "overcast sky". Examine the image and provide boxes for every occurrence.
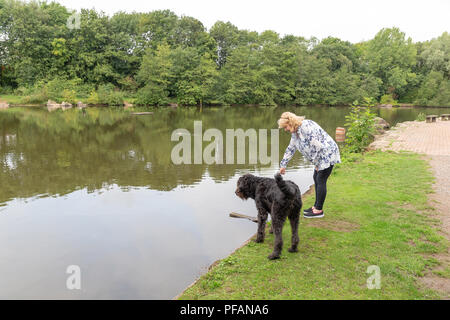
[54,0,449,43]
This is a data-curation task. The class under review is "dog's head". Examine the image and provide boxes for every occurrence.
[235,174,256,200]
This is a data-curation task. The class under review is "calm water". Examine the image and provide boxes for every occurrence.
[1,105,449,299]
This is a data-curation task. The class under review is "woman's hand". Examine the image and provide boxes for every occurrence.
[279,167,286,175]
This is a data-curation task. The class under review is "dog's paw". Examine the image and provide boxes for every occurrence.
[254,237,264,243]
[288,247,298,253]
[268,253,280,260]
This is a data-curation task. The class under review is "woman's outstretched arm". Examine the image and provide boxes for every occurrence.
[280,135,296,170]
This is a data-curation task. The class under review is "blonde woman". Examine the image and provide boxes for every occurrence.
[277,112,341,218]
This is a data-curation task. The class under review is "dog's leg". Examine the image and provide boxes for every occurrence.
[255,205,268,243]
[288,210,300,253]
[268,211,286,260]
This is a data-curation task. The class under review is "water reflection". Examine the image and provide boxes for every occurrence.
[1,105,449,299]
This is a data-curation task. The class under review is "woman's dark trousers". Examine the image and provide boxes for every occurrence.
[313,165,334,210]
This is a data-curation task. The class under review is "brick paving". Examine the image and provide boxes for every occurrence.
[369,119,450,155]
[370,119,450,298]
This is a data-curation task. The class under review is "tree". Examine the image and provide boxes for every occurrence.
[420,32,450,78]
[0,0,70,86]
[170,47,218,106]
[173,15,217,59]
[311,37,359,72]
[220,45,259,104]
[415,71,450,106]
[364,28,417,99]
[295,52,333,105]
[136,43,173,105]
[209,21,239,69]
[137,9,178,52]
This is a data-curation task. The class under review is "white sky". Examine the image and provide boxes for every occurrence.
[54,0,450,43]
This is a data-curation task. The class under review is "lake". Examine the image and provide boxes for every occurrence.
[1,105,449,299]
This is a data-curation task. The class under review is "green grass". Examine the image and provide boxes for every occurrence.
[179,150,448,299]
[433,267,450,279]
[0,94,30,104]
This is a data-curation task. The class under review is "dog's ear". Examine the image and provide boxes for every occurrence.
[239,174,255,195]
[240,174,251,187]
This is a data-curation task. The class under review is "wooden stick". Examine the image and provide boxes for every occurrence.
[229,212,258,223]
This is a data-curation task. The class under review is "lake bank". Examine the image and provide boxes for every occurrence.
[177,150,448,299]
[1,95,449,109]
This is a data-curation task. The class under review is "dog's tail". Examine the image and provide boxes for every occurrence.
[274,173,295,198]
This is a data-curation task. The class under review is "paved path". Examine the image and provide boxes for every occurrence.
[370,120,450,155]
[370,119,450,298]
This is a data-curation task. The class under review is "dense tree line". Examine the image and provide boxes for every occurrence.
[0,0,449,106]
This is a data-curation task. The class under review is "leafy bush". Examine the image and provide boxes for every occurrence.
[46,78,83,102]
[135,85,168,106]
[21,91,48,104]
[87,90,100,105]
[62,89,77,103]
[416,112,426,121]
[15,80,48,103]
[118,76,139,93]
[380,94,398,105]
[0,86,14,94]
[96,84,124,106]
[343,103,377,153]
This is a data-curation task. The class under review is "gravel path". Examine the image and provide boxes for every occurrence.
[370,119,450,298]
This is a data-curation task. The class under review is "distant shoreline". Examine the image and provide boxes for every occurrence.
[1,100,449,109]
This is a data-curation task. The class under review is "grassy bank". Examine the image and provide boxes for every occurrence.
[179,150,448,299]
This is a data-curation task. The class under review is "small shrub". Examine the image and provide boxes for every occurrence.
[62,89,77,104]
[0,86,14,94]
[87,90,99,105]
[344,103,377,153]
[21,91,48,104]
[46,78,83,102]
[135,85,168,106]
[16,81,48,103]
[97,84,124,106]
[380,94,398,105]
[359,97,377,107]
[416,112,426,121]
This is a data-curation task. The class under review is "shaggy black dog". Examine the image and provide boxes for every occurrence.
[235,173,302,260]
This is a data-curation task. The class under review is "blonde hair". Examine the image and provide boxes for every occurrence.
[277,112,305,130]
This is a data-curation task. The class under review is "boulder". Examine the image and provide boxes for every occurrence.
[47,100,58,106]
[374,117,390,129]
[61,101,72,107]
[124,101,133,108]
[47,100,61,111]
[77,101,87,109]
[61,101,72,110]
[0,102,9,109]
[373,117,391,134]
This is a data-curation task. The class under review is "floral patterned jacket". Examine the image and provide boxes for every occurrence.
[280,119,341,171]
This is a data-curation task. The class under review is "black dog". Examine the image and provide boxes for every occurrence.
[235,173,302,260]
